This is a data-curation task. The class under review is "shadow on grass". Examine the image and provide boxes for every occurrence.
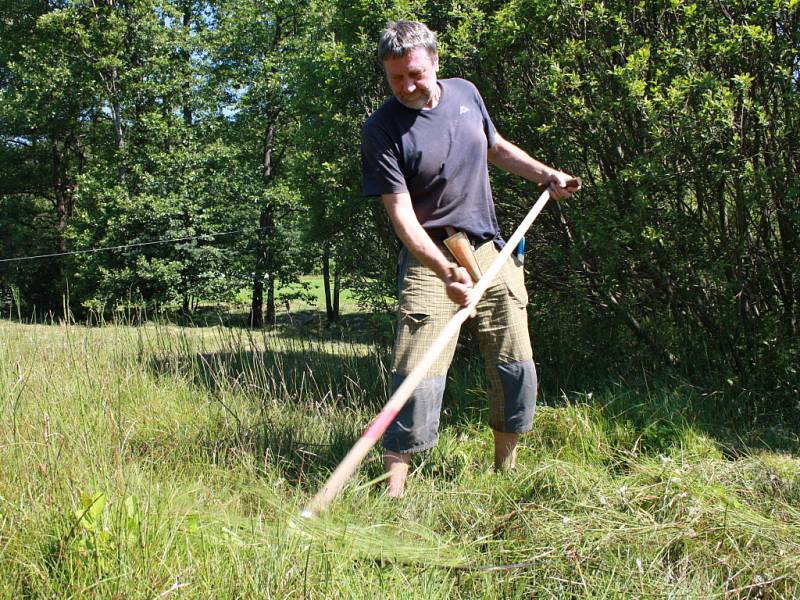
[142,342,389,489]
[174,307,398,345]
[148,344,390,406]
[590,378,800,457]
[516,372,800,474]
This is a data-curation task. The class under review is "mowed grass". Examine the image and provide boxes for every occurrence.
[1,319,800,598]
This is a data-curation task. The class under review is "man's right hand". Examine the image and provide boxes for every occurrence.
[382,193,477,308]
[444,265,474,307]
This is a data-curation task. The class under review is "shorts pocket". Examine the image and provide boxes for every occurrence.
[400,311,430,331]
[504,258,529,307]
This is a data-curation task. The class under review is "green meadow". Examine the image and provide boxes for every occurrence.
[1,317,799,598]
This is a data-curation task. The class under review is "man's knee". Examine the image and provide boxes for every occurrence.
[382,373,446,453]
[490,359,538,433]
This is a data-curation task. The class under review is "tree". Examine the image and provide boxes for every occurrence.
[474,0,799,391]
[0,0,93,312]
[58,0,245,314]
[207,0,312,327]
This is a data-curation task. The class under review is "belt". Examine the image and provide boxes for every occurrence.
[425,227,490,247]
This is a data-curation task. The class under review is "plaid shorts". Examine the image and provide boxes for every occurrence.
[383,240,538,453]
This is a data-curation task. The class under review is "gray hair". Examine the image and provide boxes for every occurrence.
[378,20,437,62]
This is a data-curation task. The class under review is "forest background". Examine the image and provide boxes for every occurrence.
[1,0,799,402]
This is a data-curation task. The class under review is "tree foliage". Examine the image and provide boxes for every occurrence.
[472,0,799,393]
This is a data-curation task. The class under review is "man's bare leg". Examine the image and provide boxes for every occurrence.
[493,431,519,470]
[384,451,411,497]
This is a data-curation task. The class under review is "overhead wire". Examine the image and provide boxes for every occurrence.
[0,228,256,264]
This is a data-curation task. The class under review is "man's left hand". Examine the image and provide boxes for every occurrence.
[544,172,581,200]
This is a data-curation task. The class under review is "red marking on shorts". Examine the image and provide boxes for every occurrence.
[364,408,400,442]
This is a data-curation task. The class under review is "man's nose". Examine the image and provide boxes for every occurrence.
[403,78,416,93]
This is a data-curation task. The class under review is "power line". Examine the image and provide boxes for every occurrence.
[0,229,253,264]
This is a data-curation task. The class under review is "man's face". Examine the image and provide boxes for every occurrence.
[383,46,439,110]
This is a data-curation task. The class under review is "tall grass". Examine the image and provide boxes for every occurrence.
[1,318,799,598]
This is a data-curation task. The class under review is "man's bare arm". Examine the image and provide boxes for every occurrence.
[382,192,473,306]
[487,134,578,199]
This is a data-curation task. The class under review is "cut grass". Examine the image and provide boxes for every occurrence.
[1,319,799,598]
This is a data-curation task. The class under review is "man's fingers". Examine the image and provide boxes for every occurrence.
[446,280,475,308]
[538,176,581,195]
[448,264,471,286]
[552,186,574,200]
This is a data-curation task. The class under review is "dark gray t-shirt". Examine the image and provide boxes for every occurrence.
[361,78,502,245]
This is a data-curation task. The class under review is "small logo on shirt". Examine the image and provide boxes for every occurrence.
[459,105,470,115]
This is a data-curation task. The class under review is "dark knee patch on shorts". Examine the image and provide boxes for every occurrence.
[382,373,446,453]
[496,360,538,433]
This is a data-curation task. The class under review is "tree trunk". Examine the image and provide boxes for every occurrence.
[333,264,341,320]
[52,137,70,254]
[106,66,125,154]
[266,275,275,325]
[250,115,279,328]
[249,277,264,328]
[249,202,274,328]
[322,244,335,323]
[181,0,193,128]
[49,136,78,312]
[95,1,126,182]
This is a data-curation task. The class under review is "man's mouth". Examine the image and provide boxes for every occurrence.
[399,90,428,107]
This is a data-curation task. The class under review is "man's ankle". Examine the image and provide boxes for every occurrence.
[384,451,411,497]
[493,431,519,471]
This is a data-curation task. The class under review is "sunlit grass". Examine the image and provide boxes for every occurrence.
[1,319,799,598]
[231,275,375,315]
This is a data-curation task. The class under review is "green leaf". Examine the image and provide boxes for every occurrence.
[75,492,106,532]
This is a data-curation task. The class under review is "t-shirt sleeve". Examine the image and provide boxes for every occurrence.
[361,122,408,197]
[473,86,497,149]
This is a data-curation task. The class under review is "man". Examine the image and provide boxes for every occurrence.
[361,20,578,497]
